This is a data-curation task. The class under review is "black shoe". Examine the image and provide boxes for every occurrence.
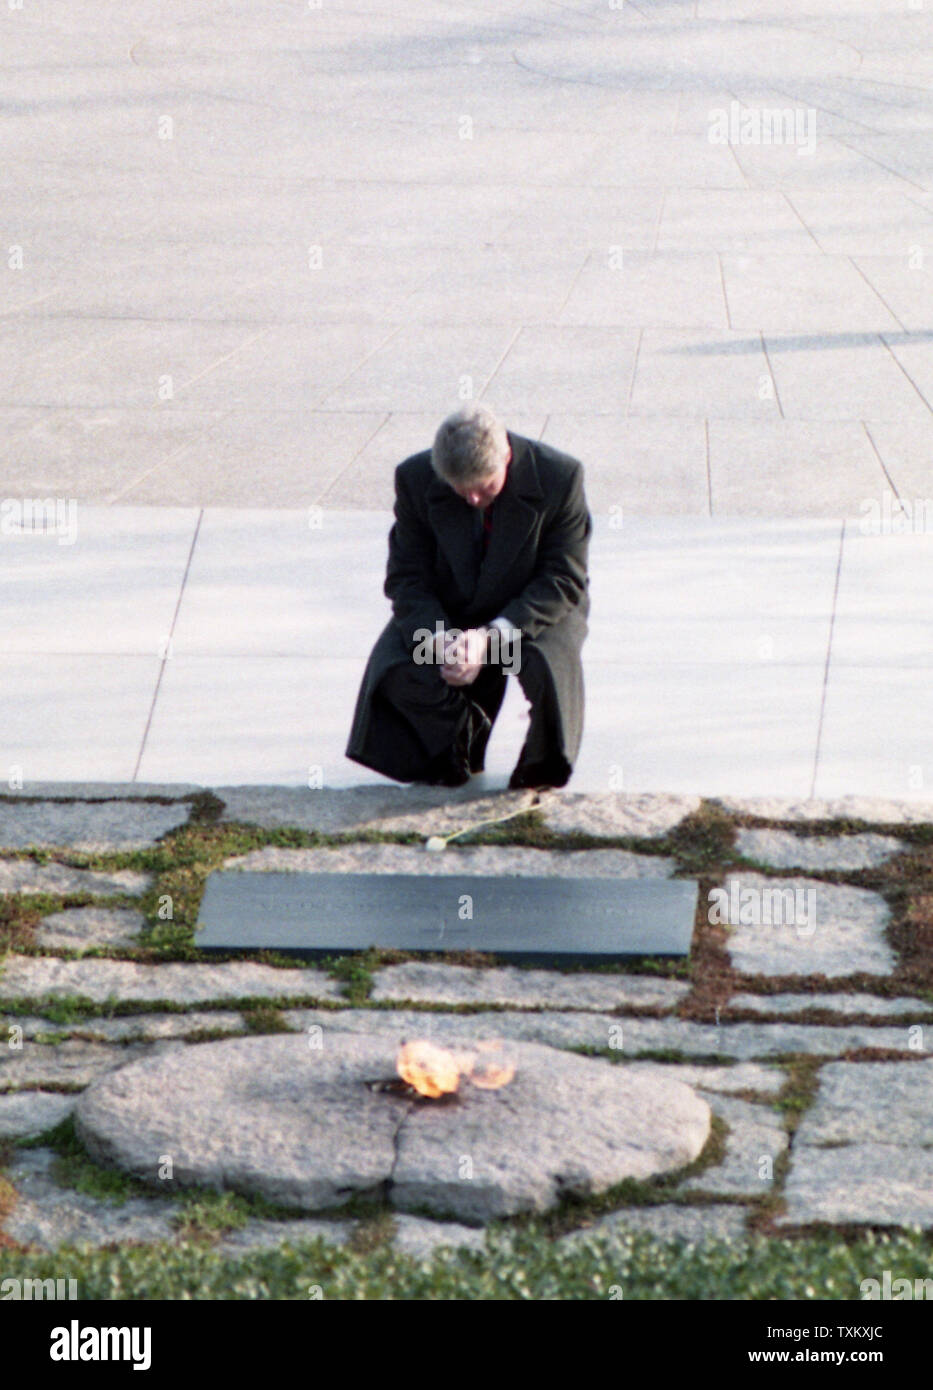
[421,761,471,788]
[508,757,570,791]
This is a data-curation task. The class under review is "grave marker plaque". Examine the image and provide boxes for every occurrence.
[197,871,697,964]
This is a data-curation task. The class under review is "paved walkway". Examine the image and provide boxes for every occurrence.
[3,1,931,800]
[2,1,933,511]
[1,507,930,797]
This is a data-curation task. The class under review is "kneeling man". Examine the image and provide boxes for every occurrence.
[345,403,591,789]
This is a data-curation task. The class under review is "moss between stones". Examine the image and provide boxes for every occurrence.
[12,1116,298,1227]
[0,896,41,953]
[173,1190,265,1242]
[323,949,379,1003]
[241,1005,292,1035]
[749,1057,823,1234]
[347,1212,397,1254]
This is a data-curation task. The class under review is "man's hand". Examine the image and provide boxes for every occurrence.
[440,627,488,686]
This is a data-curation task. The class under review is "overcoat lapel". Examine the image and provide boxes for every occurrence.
[426,483,476,600]
[473,433,542,612]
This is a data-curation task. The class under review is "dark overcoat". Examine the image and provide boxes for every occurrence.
[344,430,591,782]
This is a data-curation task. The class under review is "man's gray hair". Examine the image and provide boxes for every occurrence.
[431,404,509,485]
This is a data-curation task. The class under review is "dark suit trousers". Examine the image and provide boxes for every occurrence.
[376,644,569,783]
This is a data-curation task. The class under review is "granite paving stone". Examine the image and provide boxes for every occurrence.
[815,667,933,803]
[792,1061,933,1147]
[0,861,150,897]
[577,658,823,800]
[370,963,690,1012]
[720,875,895,978]
[538,416,708,516]
[536,792,701,840]
[0,656,163,781]
[706,418,882,515]
[215,1219,353,1256]
[656,188,814,255]
[585,515,838,669]
[779,1145,933,1229]
[391,1215,489,1261]
[779,1061,933,1227]
[0,955,342,1006]
[560,1205,749,1248]
[138,652,388,787]
[763,333,929,423]
[223,844,677,879]
[34,907,146,953]
[715,797,933,826]
[863,419,933,502]
[733,830,906,872]
[681,1095,788,1196]
[0,1091,76,1139]
[0,1039,158,1092]
[3,786,201,801]
[719,255,899,335]
[0,801,191,851]
[829,532,933,671]
[625,1061,785,1097]
[728,993,933,1019]
[1,1149,178,1252]
[283,1009,918,1060]
[0,507,199,655]
[216,785,538,836]
[8,1012,248,1043]
[628,328,780,419]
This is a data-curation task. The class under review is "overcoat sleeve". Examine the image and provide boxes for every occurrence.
[384,463,449,650]
[496,462,591,641]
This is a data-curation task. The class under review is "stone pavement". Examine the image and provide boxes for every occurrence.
[0,786,930,1258]
[2,1,933,508]
[1,508,931,797]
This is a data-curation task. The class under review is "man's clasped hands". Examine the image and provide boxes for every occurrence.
[433,627,490,687]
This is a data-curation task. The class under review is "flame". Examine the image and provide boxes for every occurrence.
[396,1039,515,1098]
[397,1040,469,1098]
[469,1055,517,1090]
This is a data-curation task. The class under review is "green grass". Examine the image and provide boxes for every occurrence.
[666,803,738,875]
[241,1004,293,1035]
[323,949,380,1003]
[1,1225,931,1300]
[172,1191,254,1240]
[13,1117,300,1227]
[33,1116,151,1206]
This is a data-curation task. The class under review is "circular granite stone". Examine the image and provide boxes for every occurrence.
[75,1034,711,1223]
